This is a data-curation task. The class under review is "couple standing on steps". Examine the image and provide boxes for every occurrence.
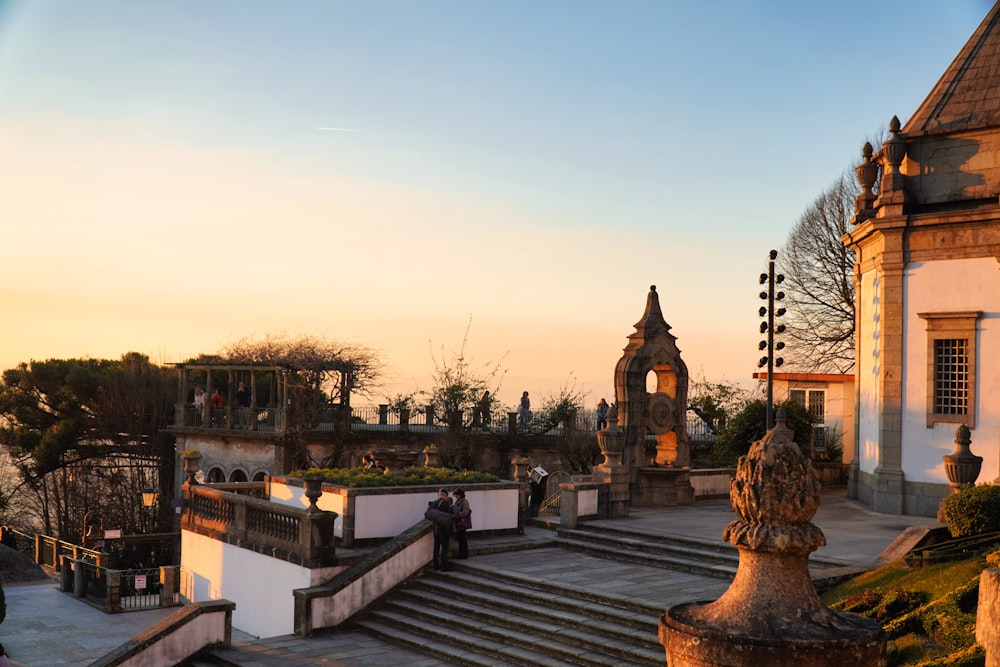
[427,487,472,571]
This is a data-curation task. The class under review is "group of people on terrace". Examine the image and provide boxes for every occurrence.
[425,487,472,572]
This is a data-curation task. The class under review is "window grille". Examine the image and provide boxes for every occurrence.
[933,338,968,415]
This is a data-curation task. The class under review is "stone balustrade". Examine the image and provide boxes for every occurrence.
[182,482,336,567]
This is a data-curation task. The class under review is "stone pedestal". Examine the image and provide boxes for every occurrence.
[595,405,629,518]
[633,467,694,507]
[660,409,885,666]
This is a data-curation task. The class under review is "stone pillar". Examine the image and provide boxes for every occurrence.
[160,565,177,607]
[978,568,1000,667]
[559,479,599,530]
[106,569,121,613]
[73,559,85,598]
[660,409,885,665]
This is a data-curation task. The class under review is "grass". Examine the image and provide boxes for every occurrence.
[820,548,998,666]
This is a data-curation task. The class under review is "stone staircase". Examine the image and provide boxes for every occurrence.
[555,521,860,586]
[353,562,665,667]
[189,521,865,665]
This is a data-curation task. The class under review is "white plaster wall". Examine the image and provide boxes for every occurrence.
[268,482,519,538]
[579,488,598,515]
[312,533,433,628]
[903,257,1000,484]
[268,482,346,537]
[857,267,881,474]
[119,612,228,667]
[181,530,340,639]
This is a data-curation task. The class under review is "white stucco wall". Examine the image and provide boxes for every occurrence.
[902,257,1000,484]
[857,267,881,475]
[267,481,519,539]
[180,530,341,639]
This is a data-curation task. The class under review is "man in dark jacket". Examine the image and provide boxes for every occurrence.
[428,488,454,571]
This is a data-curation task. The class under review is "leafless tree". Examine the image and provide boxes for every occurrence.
[778,171,860,373]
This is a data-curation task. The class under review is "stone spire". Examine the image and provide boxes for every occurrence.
[629,285,672,343]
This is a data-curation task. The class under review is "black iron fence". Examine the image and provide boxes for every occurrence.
[65,559,178,613]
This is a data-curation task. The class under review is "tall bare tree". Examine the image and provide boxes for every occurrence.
[778,171,859,373]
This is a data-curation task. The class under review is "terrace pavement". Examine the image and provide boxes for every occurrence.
[1,489,942,666]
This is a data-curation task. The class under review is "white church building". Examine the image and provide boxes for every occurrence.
[844,3,1000,516]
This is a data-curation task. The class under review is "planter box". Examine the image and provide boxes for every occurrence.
[267,477,521,547]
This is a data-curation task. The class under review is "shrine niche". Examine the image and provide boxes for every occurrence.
[613,286,694,506]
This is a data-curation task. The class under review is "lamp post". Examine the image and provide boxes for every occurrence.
[141,487,158,509]
[757,249,787,429]
[141,487,159,536]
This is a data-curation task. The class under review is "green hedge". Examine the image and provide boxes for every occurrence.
[288,466,500,488]
[941,483,1000,538]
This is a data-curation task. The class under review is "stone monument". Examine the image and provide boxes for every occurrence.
[613,285,693,505]
[659,409,885,665]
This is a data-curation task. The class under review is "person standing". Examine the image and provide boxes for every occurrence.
[428,488,454,571]
[209,388,224,426]
[478,391,491,428]
[235,381,251,408]
[453,488,471,559]
[596,398,609,430]
[518,391,532,428]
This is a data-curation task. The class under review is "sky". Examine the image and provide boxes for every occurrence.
[0,1,992,409]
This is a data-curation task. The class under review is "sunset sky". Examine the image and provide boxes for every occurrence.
[0,1,990,408]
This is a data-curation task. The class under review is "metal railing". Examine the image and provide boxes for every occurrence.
[68,560,178,613]
[38,535,105,568]
[173,401,716,442]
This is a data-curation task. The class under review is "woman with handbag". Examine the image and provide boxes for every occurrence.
[453,488,472,560]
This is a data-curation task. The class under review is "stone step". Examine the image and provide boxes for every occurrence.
[360,586,660,667]
[413,570,659,634]
[357,607,595,667]
[396,572,663,664]
[556,533,739,579]
[456,556,669,616]
[561,522,856,576]
[355,616,515,666]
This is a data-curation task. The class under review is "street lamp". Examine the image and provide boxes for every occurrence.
[141,487,158,509]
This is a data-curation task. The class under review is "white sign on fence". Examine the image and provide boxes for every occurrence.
[135,574,147,590]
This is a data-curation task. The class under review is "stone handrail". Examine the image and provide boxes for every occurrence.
[183,483,336,567]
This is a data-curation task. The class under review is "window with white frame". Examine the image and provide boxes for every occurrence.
[789,389,825,423]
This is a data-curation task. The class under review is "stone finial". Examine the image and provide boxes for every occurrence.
[723,408,826,554]
[660,406,885,665]
[943,423,982,491]
[852,141,879,224]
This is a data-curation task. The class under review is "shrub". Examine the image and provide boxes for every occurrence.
[941,483,1000,538]
[711,399,815,466]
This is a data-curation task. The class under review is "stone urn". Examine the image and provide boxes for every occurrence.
[596,404,625,468]
[182,452,202,485]
[303,474,325,513]
[423,446,439,467]
[942,424,982,491]
[660,409,885,666]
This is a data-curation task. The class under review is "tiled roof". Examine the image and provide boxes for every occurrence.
[904,2,1000,137]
